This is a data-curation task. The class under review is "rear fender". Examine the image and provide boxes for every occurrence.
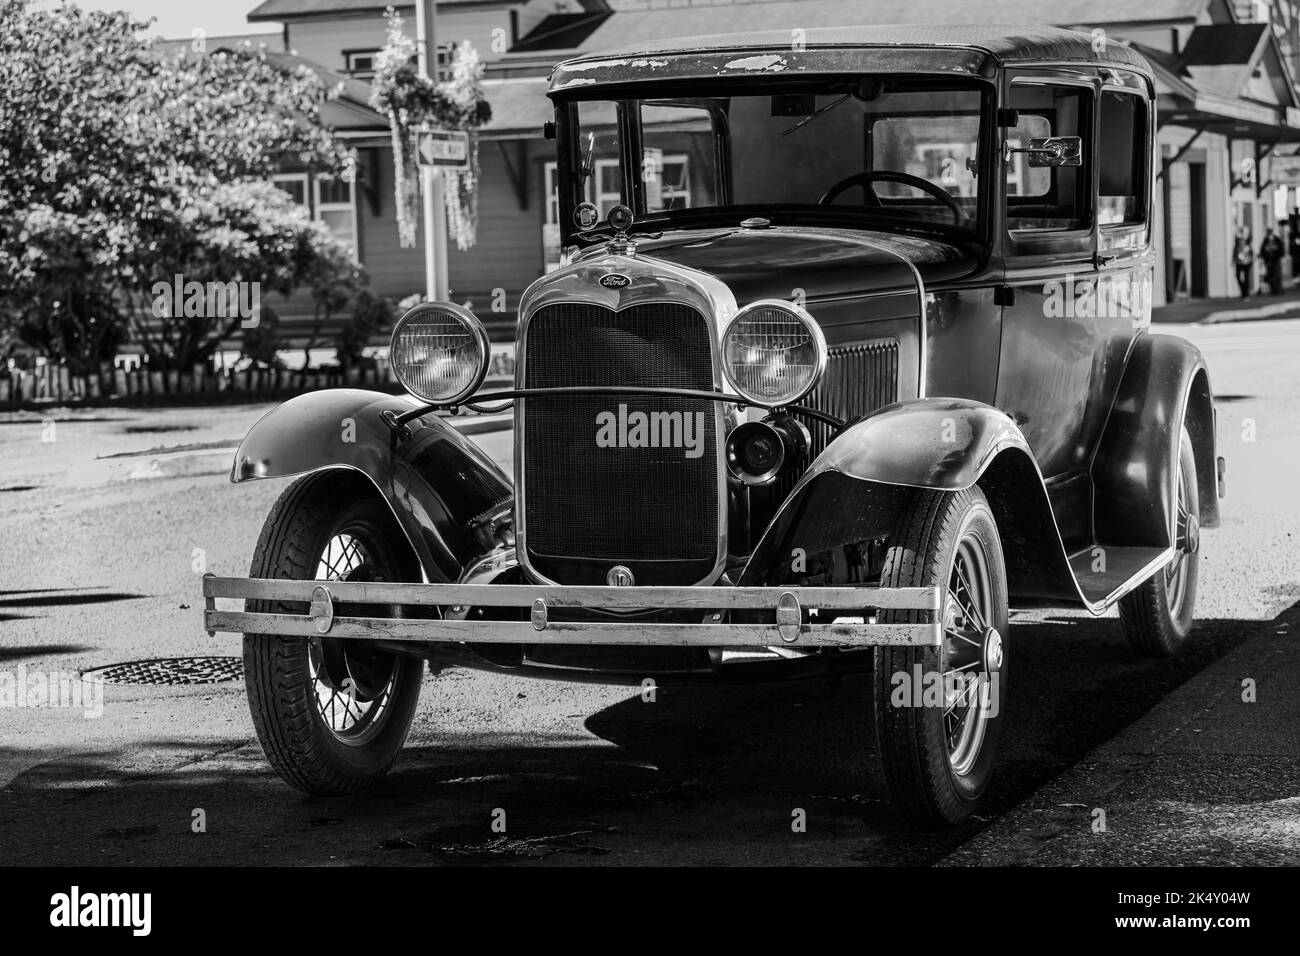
[1092,333,1219,549]
[231,389,513,582]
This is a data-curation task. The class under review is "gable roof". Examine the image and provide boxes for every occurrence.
[247,0,513,22]
[153,33,283,57]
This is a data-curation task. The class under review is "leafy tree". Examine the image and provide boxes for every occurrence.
[336,290,395,373]
[0,0,358,373]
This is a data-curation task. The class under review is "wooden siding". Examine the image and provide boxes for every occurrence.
[286,9,512,71]
[445,138,550,321]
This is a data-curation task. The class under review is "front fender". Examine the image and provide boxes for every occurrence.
[231,389,512,582]
[809,397,1032,489]
[740,399,1080,604]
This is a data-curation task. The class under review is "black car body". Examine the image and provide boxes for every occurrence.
[207,26,1222,825]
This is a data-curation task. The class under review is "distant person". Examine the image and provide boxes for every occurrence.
[1290,217,1300,279]
[1234,230,1254,299]
[1260,228,1285,295]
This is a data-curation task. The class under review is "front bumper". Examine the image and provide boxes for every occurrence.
[203,575,941,648]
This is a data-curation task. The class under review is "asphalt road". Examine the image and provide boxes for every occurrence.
[0,319,1296,865]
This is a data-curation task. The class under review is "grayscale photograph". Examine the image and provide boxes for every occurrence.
[0,0,1294,926]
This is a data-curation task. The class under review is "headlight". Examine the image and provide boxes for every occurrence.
[720,300,827,406]
[389,302,490,405]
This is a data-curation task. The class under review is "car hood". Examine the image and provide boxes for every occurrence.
[598,226,979,303]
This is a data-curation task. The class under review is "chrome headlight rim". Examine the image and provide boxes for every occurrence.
[720,299,828,408]
[389,301,491,407]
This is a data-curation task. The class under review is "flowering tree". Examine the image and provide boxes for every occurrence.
[369,8,491,251]
[0,0,359,373]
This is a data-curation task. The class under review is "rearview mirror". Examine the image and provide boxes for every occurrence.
[1008,136,1082,168]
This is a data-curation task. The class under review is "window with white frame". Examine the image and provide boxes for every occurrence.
[435,42,458,80]
[544,156,689,222]
[643,151,692,211]
[595,158,623,216]
[271,173,310,210]
[542,163,561,271]
[344,50,380,78]
[913,143,978,198]
[271,172,358,259]
[542,155,692,272]
[315,175,359,260]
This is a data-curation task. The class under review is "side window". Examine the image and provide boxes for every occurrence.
[1006,84,1090,232]
[1097,90,1146,226]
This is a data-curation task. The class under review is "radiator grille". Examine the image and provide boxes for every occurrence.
[522,302,719,577]
[781,339,900,495]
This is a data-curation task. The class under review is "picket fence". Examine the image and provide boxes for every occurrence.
[0,349,517,409]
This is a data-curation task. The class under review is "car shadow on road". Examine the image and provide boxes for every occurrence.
[0,643,94,660]
[0,611,1269,865]
[0,588,147,625]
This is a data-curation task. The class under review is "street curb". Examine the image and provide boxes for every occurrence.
[1152,298,1300,325]
[937,603,1300,866]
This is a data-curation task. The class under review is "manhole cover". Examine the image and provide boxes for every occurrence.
[84,657,243,686]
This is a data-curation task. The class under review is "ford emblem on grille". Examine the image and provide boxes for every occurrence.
[599,274,631,289]
[606,565,635,587]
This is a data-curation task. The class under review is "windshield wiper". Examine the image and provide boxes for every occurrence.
[779,93,851,138]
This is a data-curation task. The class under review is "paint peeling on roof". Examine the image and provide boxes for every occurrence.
[723,54,787,71]
[628,58,669,69]
[563,59,627,72]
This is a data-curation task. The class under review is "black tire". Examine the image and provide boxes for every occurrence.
[243,473,425,795]
[1118,427,1200,658]
[873,486,1010,828]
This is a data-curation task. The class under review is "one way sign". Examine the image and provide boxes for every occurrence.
[416,128,470,168]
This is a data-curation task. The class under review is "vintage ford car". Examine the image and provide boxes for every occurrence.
[204,25,1224,826]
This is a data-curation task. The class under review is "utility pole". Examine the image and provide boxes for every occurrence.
[416,0,450,301]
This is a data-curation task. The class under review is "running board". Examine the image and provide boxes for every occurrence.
[1068,546,1175,608]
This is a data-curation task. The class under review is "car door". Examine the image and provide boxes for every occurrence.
[993,69,1149,545]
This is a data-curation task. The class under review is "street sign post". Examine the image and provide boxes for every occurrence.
[416,128,470,169]
[416,0,448,301]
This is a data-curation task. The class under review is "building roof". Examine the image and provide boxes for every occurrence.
[152,32,283,57]
[264,51,377,108]
[246,0,513,22]
[478,77,553,135]
[513,11,615,52]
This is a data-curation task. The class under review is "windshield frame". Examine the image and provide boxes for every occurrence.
[554,74,997,248]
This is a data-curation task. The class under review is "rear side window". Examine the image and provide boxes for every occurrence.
[1006,84,1089,232]
[1097,90,1146,226]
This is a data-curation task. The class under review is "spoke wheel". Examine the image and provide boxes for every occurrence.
[943,535,997,776]
[1118,427,1200,657]
[306,533,402,744]
[243,473,427,795]
[874,486,1009,828]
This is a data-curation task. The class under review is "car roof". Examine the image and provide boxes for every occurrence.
[551,24,1153,90]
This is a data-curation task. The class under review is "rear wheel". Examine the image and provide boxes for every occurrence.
[873,486,1009,827]
[1117,427,1200,657]
[243,474,425,795]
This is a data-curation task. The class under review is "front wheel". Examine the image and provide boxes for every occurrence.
[243,473,426,795]
[873,486,1010,827]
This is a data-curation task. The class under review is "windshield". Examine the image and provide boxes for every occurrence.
[563,77,988,238]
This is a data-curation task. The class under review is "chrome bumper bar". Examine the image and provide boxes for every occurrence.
[202,575,942,647]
